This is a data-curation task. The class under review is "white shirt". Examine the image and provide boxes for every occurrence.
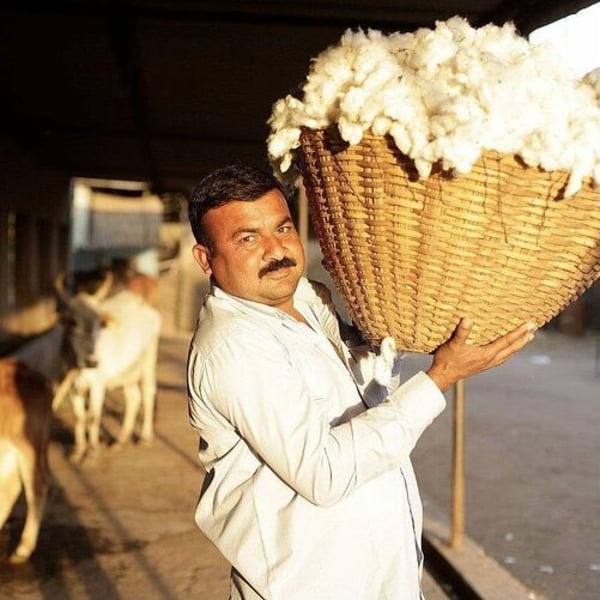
[187,278,446,599]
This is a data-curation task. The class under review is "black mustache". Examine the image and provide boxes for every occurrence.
[259,257,297,278]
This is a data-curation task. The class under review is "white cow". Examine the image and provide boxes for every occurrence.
[55,271,161,462]
[0,358,53,562]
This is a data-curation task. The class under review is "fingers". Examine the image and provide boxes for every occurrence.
[428,319,536,391]
[451,318,533,350]
[489,322,535,346]
[484,322,536,367]
[452,317,474,345]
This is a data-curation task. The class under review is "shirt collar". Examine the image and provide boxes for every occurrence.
[211,277,316,321]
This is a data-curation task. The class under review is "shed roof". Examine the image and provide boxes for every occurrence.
[1,1,596,195]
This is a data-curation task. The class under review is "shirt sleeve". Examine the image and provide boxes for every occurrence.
[190,328,445,508]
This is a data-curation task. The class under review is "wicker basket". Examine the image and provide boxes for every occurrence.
[297,127,600,353]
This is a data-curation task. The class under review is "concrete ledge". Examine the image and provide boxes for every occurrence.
[423,516,543,600]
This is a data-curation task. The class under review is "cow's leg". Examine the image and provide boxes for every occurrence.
[86,377,106,459]
[9,442,48,563]
[70,385,88,463]
[139,340,158,446]
[0,445,22,538]
[139,377,156,446]
[114,383,141,447]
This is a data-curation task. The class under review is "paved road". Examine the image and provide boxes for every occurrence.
[408,329,600,600]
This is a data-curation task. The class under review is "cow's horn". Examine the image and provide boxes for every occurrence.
[54,272,70,303]
[94,270,113,300]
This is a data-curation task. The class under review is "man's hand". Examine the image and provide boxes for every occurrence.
[426,318,536,392]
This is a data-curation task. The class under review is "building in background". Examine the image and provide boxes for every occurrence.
[70,178,163,277]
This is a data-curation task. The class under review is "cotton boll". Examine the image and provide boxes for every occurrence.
[267,127,301,161]
[420,139,444,163]
[318,79,347,110]
[340,74,388,125]
[461,55,488,87]
[444,15,477,44]
[442,134,481,174]
[403,30,444,74]
[475,22,510,57]
[456,96,485,124]
[409,126,430,156]
[421,85,454,114]
[361,57,402,91]
[529,40,574,79]
[452,49,480,81]
[371,116,392,137]
[475,80,498,111]
[389,123,412,155]
[352,42,393,86]
[317,47,355,82]
[584,66,600,84]
[302,94,339,126]
[487,131,520,156]
[340,86,371,122]
[564,172,584,197]
[583,67,600,102]
[414,158,433,178]
[573,143,596,176]
[278,155,292,175]
[268,96,300,131]
[418,32,457,72]
[308,83,343,113]
[382,82,420,122]
[338,117,365,146]
[537,132,570,172]
[519,145,543,170]
[427,115,448,139]
[358,95,386,127]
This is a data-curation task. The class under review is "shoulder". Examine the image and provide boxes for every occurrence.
[306,279,335,307]
[188,298,290,372]
[189,300,255,359]
[297,278,337,316]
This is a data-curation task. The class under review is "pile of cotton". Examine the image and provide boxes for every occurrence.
[267,17,600,197]
[585,67,600,102]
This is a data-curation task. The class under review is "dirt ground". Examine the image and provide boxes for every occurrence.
[1,331,454,600]
[0,333,231,600]
[1,329,598,600]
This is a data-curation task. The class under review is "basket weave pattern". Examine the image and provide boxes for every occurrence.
[298,127,600,352]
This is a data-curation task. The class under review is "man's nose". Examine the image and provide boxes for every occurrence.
[262,234,286,260]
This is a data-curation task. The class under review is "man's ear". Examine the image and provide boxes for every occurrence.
[192,244,212,275]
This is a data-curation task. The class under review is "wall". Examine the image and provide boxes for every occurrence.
[0,135,71,352]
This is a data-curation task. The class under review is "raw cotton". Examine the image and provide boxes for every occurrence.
[267,17,600,197]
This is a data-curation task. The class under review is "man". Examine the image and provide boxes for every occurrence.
[187,164,534,599]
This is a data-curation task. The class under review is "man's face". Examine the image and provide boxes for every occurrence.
[192,189,305,311]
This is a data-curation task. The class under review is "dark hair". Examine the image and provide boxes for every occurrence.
[188,164,287,248]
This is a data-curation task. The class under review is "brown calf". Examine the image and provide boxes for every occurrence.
[0,359,53,562]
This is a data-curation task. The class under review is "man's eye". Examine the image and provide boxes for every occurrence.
[240,235,257,244]
[278,225,293,234]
